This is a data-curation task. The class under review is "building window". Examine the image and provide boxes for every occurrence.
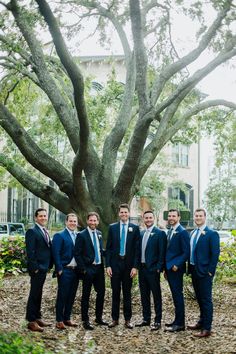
[172,143,189,167]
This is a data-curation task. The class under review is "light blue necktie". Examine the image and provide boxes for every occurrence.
[92,231,100,264]
[71,231,76,244]
[190,228,200,265]
[120,224,126,256]
[167,227,173,245]
[141,230,150,263]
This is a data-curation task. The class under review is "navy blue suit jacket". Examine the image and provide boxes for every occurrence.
[74,228,104,272]
[190,226,220,277]
[106,222,140,270]
[52,228,76,272]
[140,226,167,272]
[25,224,53,274]
[165,224,190,271]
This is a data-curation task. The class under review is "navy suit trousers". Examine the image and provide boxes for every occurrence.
[56,268,79,322]
[111,259,133,321]
[191,267,213,331]
[166,268,185,326]
[139,267,162,323]
[26,270,47,322]
[81,265,105,322]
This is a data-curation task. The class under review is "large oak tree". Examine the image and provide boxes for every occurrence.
[0,0,236,227]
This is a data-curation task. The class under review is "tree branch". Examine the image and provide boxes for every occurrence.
[0,153,72,214]
[0,103,73,195]
[151,2,233,105]
[9,0,80,153]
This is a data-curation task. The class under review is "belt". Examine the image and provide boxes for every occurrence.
[119,255,126,260]
[65,265,77,270]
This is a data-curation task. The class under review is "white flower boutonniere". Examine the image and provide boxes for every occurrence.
[201,231,206,235]
[128,227,133,232]
[98,233,102,239]
[150,233,154,237]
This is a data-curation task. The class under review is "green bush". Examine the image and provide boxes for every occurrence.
[0,236,27,275]
[216,241,236,283]
[0,332,52,354]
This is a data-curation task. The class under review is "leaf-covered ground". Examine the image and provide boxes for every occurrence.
[0,275,235,354]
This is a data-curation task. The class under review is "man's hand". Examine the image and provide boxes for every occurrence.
[58,270,63,276]
[208,272,212,277]
[130,268,137,278]
[35,269,39,274]
[172,265,178,272]
[106,267,112,277]
[163,270,167,280]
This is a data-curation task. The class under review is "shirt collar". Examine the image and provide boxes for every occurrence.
[36,223,46,232]
[172,223,180,231]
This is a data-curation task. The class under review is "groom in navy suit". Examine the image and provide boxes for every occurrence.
[106,203,140,329]
[188,208,220,338]
[74,212,107,330]
[164,209,190,332]
[136,211,167,330]
[52,213,80,330]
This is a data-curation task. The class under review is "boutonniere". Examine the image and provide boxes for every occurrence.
[98,233,102,239]
[128,227,133,232]
[150,233,154,237]
[201,231,206,235]
[173,231,177,236]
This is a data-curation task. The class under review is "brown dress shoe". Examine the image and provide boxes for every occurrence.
[56,322,67,330]
[187,323,202,330]
[125,321,134,329]
[28,321,44,332]
[36,319,52,327]
[64,320,78,327]
[194,330,211,338]
[108,320,119,328]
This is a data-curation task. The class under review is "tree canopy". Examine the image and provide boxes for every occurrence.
[0,0,236,227]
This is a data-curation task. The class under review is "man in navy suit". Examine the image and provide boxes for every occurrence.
[164,209,190,332]
[106,203,140,329]
[136,211,167,330]
[74,212,107,330]
[25,208,53,332]
[188,208,220,338]
[52,213,80,330]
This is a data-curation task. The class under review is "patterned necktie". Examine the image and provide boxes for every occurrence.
[92,231,100,264]
[141,230,150,263]
[42,228,49,244]
[120,224,126,256]
[190,228,201,265]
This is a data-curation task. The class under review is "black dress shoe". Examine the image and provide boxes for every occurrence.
[95,318,108,326]
[165,324,185,332]
[125,321,134,329]
[135,320,150,327]
[165,322,175,328]
[151,322,161,331]
[83,321,94,330]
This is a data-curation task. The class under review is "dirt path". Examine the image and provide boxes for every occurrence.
[0,275,236,354]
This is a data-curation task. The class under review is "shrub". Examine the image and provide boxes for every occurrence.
[0,236,27,275]
[0,332,52,354]
[216,241,236,284]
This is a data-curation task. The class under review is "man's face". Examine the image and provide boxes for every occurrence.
[119,207,130,223]
[66,216,78,231]
[35,210,48,227]
[194,211,206,227]
[87,215,99,230]
[143,212,154,228]
[167,211,180,227]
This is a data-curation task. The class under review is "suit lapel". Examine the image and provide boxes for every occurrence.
[35,224,49,246]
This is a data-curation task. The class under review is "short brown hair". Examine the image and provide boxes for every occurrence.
[35,208,47,217]
[194,208,206,216]
[87,212,100,221]
[119,203,130,211]
[66,213,78,221]
[143,210,154,216]
[168,209,180,216]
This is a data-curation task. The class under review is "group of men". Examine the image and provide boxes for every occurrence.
[25,204,220,338]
